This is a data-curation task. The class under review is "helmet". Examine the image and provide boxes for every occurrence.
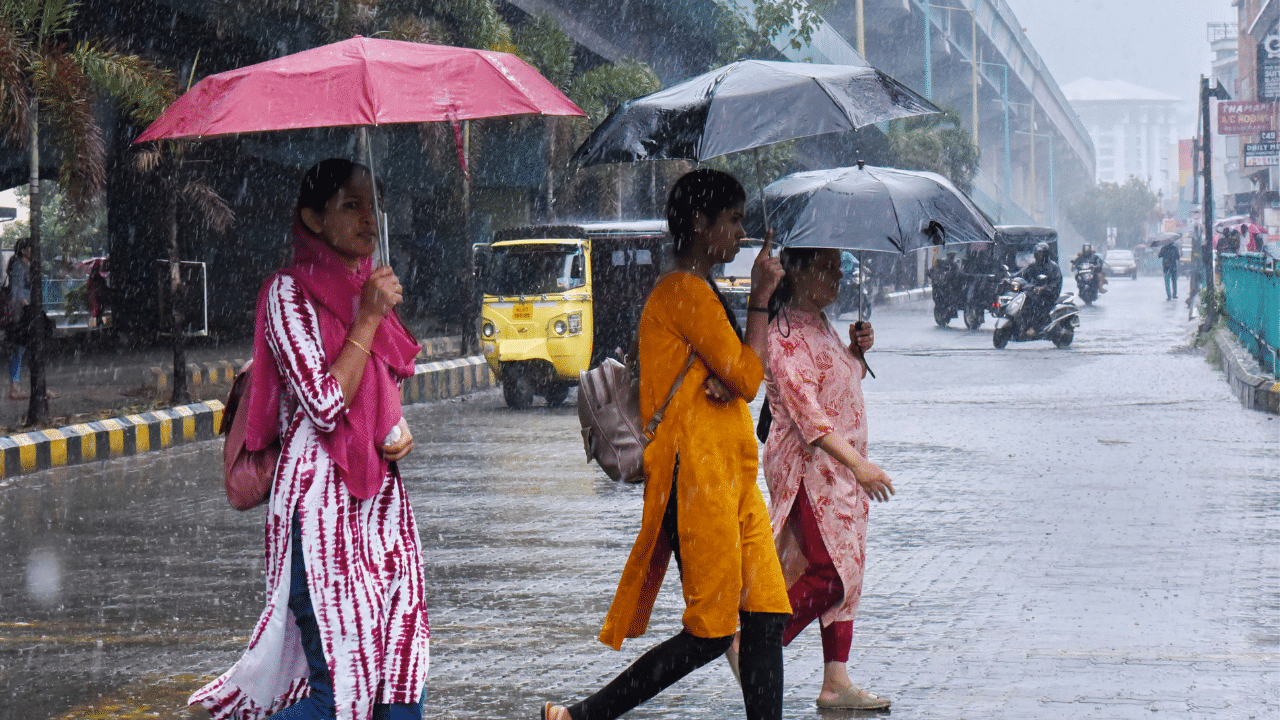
[1034,242,1052,263]
[1082,243,1093,255]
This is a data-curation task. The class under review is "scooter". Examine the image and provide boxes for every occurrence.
[992,275,1080,349]
[1074,262,1102,306]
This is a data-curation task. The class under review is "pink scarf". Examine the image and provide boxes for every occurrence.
[245,218,420,499]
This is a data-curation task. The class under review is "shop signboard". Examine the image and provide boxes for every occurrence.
[1259,24,1280,101]
[1218,101,1275,134]
[1244,141,1280,166]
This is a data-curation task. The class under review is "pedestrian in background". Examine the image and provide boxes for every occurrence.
[542,169,790,720]
[759,247,895,710]
[1159,239,1180,300]
[6,237,32,400]
[190,159,428,720]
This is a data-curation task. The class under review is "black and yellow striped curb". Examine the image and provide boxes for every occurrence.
[148,337,465,393]
[0,403,224,478]
[151,359,243,392]
[0,356,496,478]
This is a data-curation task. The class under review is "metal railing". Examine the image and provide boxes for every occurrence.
[1220,253,1279,377]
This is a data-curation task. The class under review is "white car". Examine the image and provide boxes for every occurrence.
[1104,249,1137,279]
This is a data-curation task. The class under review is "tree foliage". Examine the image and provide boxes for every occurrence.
[716,0,833,53]
[513,14,574,91]
[567,62,661,127]
[1064,176,1159,248]
[886,110,981,194]
[0,0,175,215]
[0,183,106,263]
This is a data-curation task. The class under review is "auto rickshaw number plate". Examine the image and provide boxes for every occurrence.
[513,302,533,320]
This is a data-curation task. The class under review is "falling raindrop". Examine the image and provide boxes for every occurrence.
[25,547,62,606]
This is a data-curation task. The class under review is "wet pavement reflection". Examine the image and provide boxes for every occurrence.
[0,275,1275,719]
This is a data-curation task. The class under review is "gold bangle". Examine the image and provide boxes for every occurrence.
[345,337,372,356]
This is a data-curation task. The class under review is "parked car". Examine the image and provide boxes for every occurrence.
[1103,249,1138,279]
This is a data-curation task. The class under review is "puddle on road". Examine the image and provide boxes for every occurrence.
[48,673,209,720]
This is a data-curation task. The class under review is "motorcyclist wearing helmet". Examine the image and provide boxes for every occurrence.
[1071,243,1106,290]
[1071,243,1103,270]
[1015,243,1063,329]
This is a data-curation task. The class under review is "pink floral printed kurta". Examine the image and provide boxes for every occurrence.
[190,275,430,720]
[762,308,870,627]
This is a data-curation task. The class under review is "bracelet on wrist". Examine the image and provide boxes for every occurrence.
[345,337,372,356]
[748,306,770,314]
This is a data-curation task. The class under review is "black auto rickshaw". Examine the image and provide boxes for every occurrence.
[962,226,1058,329]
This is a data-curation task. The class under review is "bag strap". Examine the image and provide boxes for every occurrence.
[645,349,697,438]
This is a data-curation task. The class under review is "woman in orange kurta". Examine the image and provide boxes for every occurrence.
[542,170,791,720]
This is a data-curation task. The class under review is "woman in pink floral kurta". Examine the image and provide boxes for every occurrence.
[761,248,896,711]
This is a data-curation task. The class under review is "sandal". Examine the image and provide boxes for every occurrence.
[815,684,891,710]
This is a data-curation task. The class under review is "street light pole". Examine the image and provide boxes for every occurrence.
[923,0,933,100]
[978,61,1012,217]
[1200,75,1230,328]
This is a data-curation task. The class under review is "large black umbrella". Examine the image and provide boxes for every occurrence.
[571,60,938,167]
[744,163,996,253]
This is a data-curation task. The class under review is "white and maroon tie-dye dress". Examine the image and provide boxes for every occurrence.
[191,274,430,720]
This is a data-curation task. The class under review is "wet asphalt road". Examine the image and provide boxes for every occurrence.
[0,274,1276,720]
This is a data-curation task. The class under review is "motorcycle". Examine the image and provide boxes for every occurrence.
[930,265,966,327]
[992,275,1080,349]
[963,271,1002,329]
[835,269,872,320]
[1073,262,1102,305]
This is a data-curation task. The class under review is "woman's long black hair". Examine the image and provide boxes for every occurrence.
[756,246,825,443]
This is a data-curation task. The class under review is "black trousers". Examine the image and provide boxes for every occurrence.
[567,461,787,720]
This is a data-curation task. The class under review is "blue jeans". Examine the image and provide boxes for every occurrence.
[8,345,23,384]
[275,513,424,720]
[1164,267,1178,298]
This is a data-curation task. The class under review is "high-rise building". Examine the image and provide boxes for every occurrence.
[1063,78,1180,190]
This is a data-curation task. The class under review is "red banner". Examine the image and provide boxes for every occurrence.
[1218,101,1275,134]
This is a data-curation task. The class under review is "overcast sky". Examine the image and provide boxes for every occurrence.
[1002,0,1238,133]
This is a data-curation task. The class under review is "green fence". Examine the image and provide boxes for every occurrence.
[1220,253,1279,376]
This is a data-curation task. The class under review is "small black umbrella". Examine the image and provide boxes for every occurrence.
[571,60,938,167]
[744,163,997,254]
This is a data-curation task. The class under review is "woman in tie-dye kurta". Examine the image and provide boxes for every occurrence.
[191,159,428,720]
[762,247,896,711]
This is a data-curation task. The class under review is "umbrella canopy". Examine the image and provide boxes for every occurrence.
[1152,231,1182,247]
[744,163,996,254]
[136,36,584,143]
[570,60,937,167]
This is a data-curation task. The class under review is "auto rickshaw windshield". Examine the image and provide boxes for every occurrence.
[487,243,586,296]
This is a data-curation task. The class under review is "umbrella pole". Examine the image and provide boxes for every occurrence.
[858,251,865,324]
[360,126,390,267]
[753,148,770,235]
[854,250,874,378]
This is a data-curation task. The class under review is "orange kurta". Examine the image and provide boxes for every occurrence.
[599,271,791,650]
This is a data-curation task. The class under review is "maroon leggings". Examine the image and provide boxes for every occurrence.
[781,484,853,663]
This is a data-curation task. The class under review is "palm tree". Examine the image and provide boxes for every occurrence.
[0,0,174,424]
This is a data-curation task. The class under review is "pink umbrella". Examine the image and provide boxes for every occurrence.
[135,36,585,260]
[136,36,583,141]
